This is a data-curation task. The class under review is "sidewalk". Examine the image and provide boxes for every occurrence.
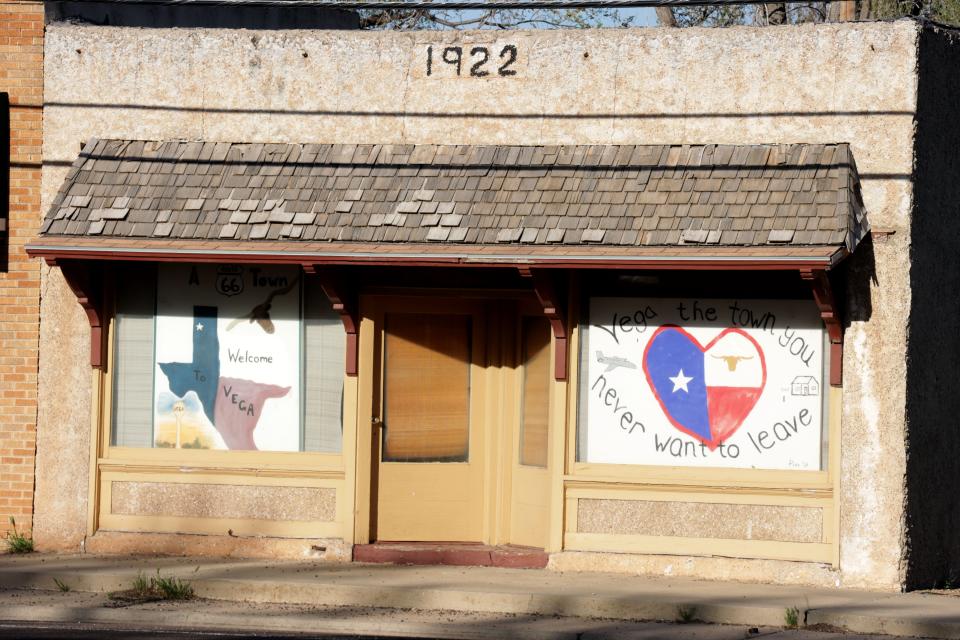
[0,554,958,638]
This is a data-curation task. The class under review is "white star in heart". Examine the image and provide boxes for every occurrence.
[669,369,693,393]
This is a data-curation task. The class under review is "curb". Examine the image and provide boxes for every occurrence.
[3,567,959,639]
[0,605,578,640]
[0,568,806,631]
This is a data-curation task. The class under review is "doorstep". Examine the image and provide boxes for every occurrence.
[352,542,549,569]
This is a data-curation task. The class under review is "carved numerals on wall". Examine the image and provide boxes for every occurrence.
[425,45,518,78]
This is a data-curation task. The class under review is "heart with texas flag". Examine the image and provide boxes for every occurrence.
[642,326,767,449]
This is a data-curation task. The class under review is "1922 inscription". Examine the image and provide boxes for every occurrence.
[426,45,518,77]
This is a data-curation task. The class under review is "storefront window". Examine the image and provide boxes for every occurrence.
[111,264,344,453]
[578,295,827,471]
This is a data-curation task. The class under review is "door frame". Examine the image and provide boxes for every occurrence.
[353,289,566,548]
[353,293,507,545]
[355,290,562,547]
[373,299,488,542]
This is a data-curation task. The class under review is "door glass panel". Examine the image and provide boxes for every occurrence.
[382,313,471,462]
[520,316,551,468]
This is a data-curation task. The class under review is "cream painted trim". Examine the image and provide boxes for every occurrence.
[353,311,376,544]
[97,460,345,480]
[482,308,502,544]
[547,276,577,553]
[568,464,831,490]
[561,278,582,552]
[340,372,359,547]
[565,533,834,564]
[104,446,344,469]
[829,384,842,567]
[100,514,342,539]
[565,479,831,499]
[497,311,517,546]
[88,369,105,537]
[100,469,342,488]
[564,495,578,533]
[566,486,833,508]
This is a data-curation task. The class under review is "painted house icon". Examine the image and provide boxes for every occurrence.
[791,376,820,396]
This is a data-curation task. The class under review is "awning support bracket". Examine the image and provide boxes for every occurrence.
[521,267,568,381]
[47,258,106,370]
[305,264,359,377]
[802,268,842,387]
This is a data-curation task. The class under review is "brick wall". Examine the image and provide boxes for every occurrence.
[0,0,42,538]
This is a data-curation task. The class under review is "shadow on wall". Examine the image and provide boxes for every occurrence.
[904,23,960,591]
[838,233,875,329]
[46,1,360,30]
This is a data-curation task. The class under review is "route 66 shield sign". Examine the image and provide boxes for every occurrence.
[215,266,244,297]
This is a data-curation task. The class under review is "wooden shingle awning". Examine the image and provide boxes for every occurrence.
[29,139,869,264]
[29,140,865,384]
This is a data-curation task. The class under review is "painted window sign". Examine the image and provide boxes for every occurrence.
[153,264,301,452]
[583,298,825,470]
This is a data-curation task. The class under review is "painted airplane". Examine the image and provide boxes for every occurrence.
[596,351,637,373]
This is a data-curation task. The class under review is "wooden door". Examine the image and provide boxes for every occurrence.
[373,302,487,542]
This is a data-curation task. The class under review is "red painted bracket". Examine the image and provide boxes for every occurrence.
[305,264,359,377]
[46,258,106,369]
[522,267,568,381]
[802,268,842,387]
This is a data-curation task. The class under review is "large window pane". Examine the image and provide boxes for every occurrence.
[153,265,301,451]
[520,316,550,468]
[578,296,827,471]
[112,269,156,448]
[109,263,346,455]
[302,287,345,453]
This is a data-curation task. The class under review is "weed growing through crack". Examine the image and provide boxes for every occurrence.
[785,606,801,628]
[153,573,194,600]
[131,571,151,597]
[110,570,194,602]
[4,517,33,554]
[676,605,698,623]
[52,578,71,592]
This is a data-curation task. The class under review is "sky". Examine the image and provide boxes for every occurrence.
[422,7,660,29]
[614,8,659,26]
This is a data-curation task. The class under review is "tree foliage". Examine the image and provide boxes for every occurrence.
[662,0,960,26]
[354,0,960,30]
[357,7,635,29]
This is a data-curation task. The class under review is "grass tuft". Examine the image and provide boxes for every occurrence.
[53,577,71,592]
[153,573,195,600]
[785,606,801,628]
[676,604,698,623]
[131,571,151,597]
[4,517,34,554]
[111,570,194,602]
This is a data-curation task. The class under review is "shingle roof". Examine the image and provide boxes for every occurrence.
[41,140,868,251]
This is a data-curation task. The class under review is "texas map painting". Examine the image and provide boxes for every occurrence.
[153,264,301,451]
[584,298,824,470]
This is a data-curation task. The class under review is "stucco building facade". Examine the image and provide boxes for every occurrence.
[22,17,960,592]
